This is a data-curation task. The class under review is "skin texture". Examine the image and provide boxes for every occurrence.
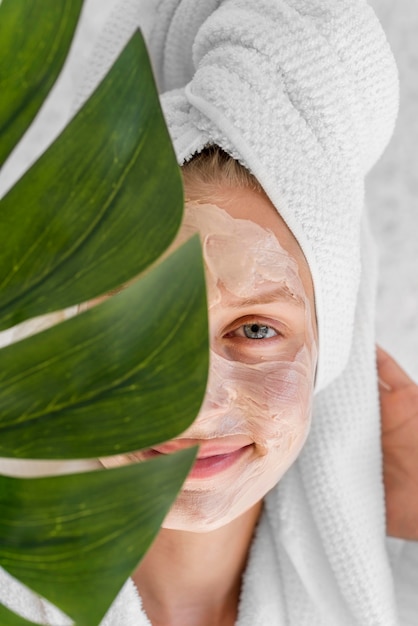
[133,502,261,626]
[378,346,418,540]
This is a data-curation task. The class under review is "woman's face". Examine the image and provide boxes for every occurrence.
[102,183,318,532]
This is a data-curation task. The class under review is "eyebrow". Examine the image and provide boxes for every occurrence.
[228,286,305,309]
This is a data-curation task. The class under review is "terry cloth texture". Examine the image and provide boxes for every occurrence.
[1,1,414,625]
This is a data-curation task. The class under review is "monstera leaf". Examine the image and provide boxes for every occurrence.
[0,2,208,625]
[0,0,84,167]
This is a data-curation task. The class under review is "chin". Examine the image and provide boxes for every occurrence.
[162,515,230,533]
[161,488,258,533]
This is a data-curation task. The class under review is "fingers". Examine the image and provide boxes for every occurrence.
[376,345,416,392]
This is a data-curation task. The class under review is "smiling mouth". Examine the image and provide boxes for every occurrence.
[188,445,253,478]
[142,438,254,479]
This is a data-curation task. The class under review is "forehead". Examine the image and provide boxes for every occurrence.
[181,201,305,312]
[182,182,316,315]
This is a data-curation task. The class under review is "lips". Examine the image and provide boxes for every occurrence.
[146,436,253,479]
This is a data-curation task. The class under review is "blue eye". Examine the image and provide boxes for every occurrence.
[243,323,277,339]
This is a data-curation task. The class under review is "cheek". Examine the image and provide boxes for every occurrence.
[234,351,314,500]
[164,364,313,532]
[243,355,313,451]
[164,351,315,532]
[194,348,314,444]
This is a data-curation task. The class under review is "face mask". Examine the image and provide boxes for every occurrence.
[155,201,318,531]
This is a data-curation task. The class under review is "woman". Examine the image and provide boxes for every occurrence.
[1,0,417,624]
[82,0,416,623]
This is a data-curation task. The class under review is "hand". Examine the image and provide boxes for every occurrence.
[378,346,418,541]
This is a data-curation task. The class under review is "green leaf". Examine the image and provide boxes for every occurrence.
[0,603,40,626]
[0,30,183,331]
[0,448,197,626]
[0,236,208,459]
[0,8,209,624]
[0,0,84,166]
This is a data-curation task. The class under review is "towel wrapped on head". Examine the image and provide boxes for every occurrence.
[151,0,399,391]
